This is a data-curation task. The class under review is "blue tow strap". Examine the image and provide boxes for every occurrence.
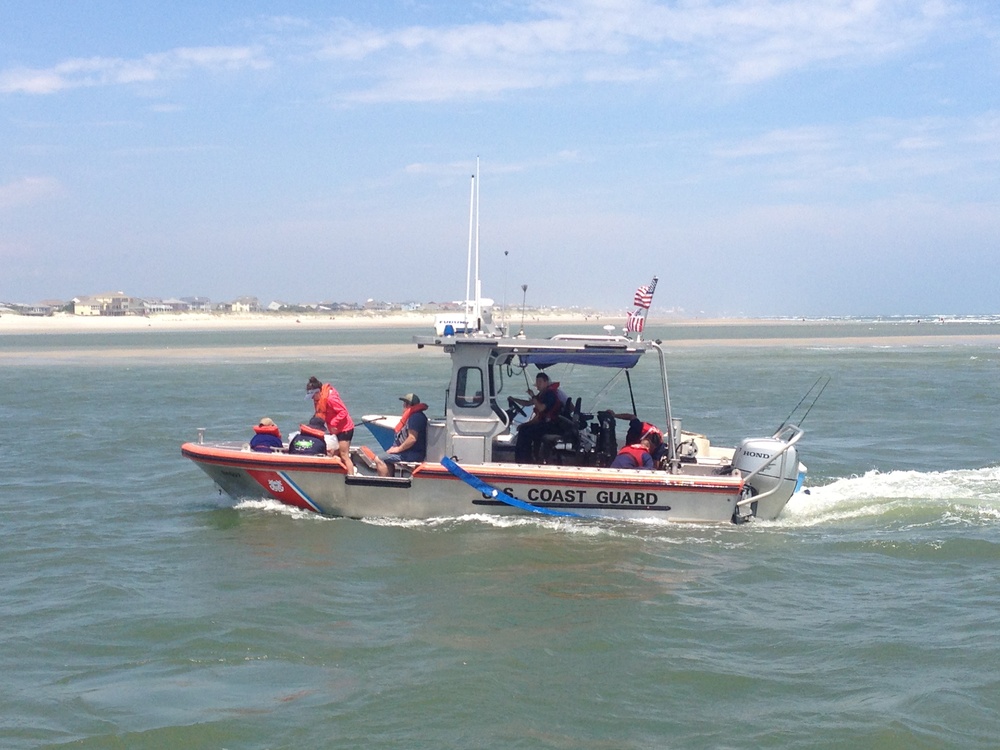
[440,457,582,518]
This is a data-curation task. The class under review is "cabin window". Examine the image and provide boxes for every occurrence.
[455,366,485,408]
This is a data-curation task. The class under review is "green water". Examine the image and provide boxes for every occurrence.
[2,324,999,748]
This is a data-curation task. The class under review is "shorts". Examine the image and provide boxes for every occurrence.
[336,428,355,443]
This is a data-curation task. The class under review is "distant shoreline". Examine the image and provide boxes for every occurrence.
[4,312,1000,361]
[2,309,996,336]
[0,310,601,335]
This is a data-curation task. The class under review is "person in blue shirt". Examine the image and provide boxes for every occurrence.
[249,417,283,452]
[375,393,429,476]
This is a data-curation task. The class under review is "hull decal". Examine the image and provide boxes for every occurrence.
[246,469,322,513]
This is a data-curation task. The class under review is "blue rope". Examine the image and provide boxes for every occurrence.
[440,457,582,518]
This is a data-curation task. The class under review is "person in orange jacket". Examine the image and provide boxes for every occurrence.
[306,376,355,474]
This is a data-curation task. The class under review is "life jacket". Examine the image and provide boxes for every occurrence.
[536,382,562,421]
[549,381,567,406]
[253,424,281,438]
[395,402,429,433]
[313,383,354,433]
[313,383,333,420]
[299,423,326,439]
[615,443,650,468]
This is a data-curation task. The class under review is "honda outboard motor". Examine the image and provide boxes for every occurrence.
[731,434,803,521]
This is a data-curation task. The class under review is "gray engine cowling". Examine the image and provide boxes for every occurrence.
[731,436,800,504]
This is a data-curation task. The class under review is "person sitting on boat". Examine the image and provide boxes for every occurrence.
[610,423,662,470]
[249,417,283,452]
[514,372,565,463]
[374,393,429,476]
[511,372,568,416]
[287,417,333,456]
[307,375,355,474]
[613,412,670,464]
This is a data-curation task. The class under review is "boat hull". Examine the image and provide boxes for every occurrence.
[181,443,775,522]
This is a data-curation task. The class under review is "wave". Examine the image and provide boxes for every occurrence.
[780,466,1000,527]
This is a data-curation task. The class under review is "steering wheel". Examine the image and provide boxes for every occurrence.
[507,396,528,418]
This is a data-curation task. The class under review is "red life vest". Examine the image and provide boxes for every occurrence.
[536,382,562,422]
[615,443,650,467]
[395,402,429,433]
[313,383,354,433]
[253,423,281,438]
[299,423,327,439]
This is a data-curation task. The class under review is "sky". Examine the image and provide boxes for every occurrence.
[1,0,999,317]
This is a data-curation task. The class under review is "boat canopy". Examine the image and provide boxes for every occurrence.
[518,350,642,369]
[414,333,647,370]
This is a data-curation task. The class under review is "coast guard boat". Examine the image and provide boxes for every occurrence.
[182,169,806,522]
[181,281,807,523]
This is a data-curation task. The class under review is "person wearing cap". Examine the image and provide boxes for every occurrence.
[250,417,283,452]
[514,372,565,463]
[306,375,354,474]
[374,393,429,476]
[609,422,662,469]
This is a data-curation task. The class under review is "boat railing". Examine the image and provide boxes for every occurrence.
[735,424,804,509]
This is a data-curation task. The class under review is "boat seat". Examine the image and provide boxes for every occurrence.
[537,397,590,464]
[354,445,379,471]
[594,411,618,466]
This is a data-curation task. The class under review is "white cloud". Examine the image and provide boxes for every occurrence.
[0,177,64,210]
[705,113,1000,198]
[312,0,961,100]
[0,46,270,95]
[0,1,967,102]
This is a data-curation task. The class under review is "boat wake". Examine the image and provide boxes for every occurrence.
[230,465,1000,533]
[233,498,335,521]
[778,465,1000,527]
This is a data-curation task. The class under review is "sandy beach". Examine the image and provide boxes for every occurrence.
[3,311,1000,357]
[0,310,605,335]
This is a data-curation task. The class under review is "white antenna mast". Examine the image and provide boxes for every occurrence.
[464,171,475,325]
[474,156,482,327]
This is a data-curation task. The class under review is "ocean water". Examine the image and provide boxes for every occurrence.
[2,322,999,748]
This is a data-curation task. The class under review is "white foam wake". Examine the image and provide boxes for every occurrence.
[779,465,1000,527]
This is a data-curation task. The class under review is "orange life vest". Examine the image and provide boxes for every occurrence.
[299,423,326,439]
[313,383,354,433]
[395,402,429,433]
[615,444,650,467]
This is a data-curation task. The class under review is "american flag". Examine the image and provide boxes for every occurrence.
[633,278,657,309]
[625,310,645,333]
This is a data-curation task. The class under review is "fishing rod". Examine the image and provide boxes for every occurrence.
[777,375,830,432]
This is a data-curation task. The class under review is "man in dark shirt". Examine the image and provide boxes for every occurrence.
[375,393,429,476]
[514,373,563,463]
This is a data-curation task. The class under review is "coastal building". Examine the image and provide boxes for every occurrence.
[140,299,172,314]
[72,297,103,316]
[217,296,261,313]
[181,296,212,311]
[20,303,54,316]
[71,292,139,316]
